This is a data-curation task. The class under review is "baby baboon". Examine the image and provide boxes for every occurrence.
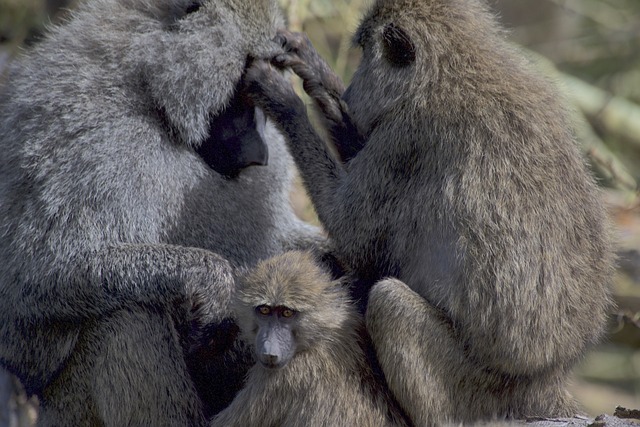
[0,0,323,425]
[244,0,614,423]
[211,251,410,427]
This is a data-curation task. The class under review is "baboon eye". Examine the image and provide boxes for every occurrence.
[256,305,272,316]
[281,308,296,318]
[185,1,202,14]
[382,23,416,67]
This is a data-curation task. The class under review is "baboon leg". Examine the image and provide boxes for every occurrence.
[39,308,205,427]
[366,279,461,425]
[366,279,581,424]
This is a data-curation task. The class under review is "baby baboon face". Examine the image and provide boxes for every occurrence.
[235,251,350,371]
[252,304,298,369]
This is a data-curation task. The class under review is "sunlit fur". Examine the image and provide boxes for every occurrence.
[211,251,409,427]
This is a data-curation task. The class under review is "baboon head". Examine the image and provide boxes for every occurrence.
[235,251,350,370]
[115,0,284,177]
[344,0,500,135]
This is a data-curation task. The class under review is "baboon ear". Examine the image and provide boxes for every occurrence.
[382,23,416,67]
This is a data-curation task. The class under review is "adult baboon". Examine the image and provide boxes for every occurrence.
[211,251,410,427]
[0,0,322,425]
[244,0,614,423]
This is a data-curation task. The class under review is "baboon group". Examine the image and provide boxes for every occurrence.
[0,0,613,426]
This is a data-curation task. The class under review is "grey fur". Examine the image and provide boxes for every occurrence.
[244,0,614,424]
[211,251,410,427]
[0,0,321,425]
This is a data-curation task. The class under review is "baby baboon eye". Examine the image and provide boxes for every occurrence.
[185,1,202,14]
[256,305,272,316]
[281,308,296,318]
[382,23,416,67]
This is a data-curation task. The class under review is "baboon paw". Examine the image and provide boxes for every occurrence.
[275,29,312,55]
[274,30,324,70]
[272,30,344,115]
[274,54,320,87]
[186,285,231,325]
[244,60,301,116]
[272,52,304,70]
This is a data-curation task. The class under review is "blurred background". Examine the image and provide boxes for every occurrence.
[1,0,639,422]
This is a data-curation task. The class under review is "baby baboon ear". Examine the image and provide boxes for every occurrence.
[382,23,416,67]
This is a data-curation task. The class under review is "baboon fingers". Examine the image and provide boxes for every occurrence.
[272,54,315,80]
[274,29,312,54]
[270,55,344,124]
[244,60,304,119]
[245,60,284,90]
[274,30,332,75]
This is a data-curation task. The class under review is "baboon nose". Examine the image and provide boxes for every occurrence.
[259,353,280,369]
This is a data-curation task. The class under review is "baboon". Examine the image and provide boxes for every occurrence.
[244,0,614,423]
[0,0,323,425]
[211,251,410,427]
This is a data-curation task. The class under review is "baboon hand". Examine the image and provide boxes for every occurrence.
[244,59,304,122]
[272,30,319,75]
[181,254,235,326]
[185,281,230,327]
[272,29,345,124]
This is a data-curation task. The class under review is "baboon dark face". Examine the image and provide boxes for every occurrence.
[196,91,269,179]
[252,305,298,369]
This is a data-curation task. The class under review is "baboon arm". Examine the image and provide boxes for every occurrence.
[281,222,327,252]
[11,244,234,323]
[245,60,344,226]
[324,104,366,163]
[366,278,461,425]
[272,30,366,162]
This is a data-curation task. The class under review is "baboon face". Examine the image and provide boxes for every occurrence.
[236,252,349,371]
[251,304,299,369]
[196,92,269,179]
[162,0,277,178]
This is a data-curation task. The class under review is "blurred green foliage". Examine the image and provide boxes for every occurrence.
[0,0,76,48]
[0,0,44,44]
